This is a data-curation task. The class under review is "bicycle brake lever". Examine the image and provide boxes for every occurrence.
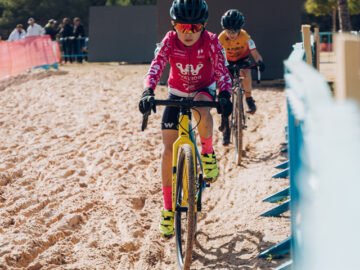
[141,111,150,131]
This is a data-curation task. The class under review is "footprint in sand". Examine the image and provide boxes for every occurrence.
[0,169,23,186]
[63,170,75,178]
[128,197,146,210]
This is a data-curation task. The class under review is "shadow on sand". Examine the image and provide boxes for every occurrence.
[192,229,289,269]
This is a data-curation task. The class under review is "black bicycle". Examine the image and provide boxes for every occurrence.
[220,63,261,165]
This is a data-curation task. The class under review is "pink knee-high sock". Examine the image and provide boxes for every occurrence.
[200,136,213,155]
[162,186,172,210]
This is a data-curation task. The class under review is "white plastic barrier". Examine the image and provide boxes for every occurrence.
[285,42,360,270]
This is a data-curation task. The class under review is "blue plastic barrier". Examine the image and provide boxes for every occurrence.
[262,187,289,203]
[259,41,319,262]
[58,37,88,62]
[275,161,289,169]
[258,237,291,258]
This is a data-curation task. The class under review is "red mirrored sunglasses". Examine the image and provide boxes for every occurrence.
[174,23,204,34]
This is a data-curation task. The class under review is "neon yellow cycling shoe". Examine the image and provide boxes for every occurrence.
[201,151,219,183]
[159,209,174,239]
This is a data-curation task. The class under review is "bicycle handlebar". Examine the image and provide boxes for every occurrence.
[141,97,227,131]
[149,98,222,109]
[231,63,261,84]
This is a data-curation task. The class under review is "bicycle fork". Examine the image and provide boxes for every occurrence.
[171,114,197,213]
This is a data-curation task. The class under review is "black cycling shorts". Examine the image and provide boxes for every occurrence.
[161,88,216,130]
[227,57,251,78]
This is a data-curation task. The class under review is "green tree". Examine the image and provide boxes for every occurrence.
[0,0,106,39]
[305,0,360,31]
[305,0,338,31]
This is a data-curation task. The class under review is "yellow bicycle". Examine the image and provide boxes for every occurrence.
[142,97,224,270]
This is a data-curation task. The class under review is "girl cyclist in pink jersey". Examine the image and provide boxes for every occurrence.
[138,0,232,239]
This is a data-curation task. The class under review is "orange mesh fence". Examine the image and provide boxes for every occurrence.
[0,35,58,80]
[53,41,61,63]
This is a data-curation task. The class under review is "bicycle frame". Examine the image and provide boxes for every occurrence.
[141,98,222,212]
[229,63,260,130]
[231,69,246,130]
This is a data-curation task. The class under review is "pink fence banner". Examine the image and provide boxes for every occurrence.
[0,35,57,80]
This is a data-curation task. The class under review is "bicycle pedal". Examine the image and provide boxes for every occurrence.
[161,234,174,240]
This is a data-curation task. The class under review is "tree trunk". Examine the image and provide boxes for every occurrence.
[332,7,337,32]
[337,0,352,31]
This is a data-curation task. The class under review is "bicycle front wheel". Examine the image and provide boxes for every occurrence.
[175,144,196,270]
[233,90,244,165]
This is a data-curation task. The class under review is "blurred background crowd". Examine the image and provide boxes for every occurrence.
[4,17,86,64]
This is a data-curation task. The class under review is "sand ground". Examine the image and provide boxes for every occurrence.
[0,64,290,270]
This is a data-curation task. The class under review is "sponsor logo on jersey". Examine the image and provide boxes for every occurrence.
[154,43,164,57]
[248,39,256,50]
[174,49,186,57]
[148,64,161,75]
[221,48,229,66]
[176,63,204,75]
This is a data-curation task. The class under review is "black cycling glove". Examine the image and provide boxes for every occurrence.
[217,91,233,117]
[257,61,265,72]
[139,87,156,114]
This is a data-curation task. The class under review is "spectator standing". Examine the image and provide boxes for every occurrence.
[45,19,61,63]
[26,18,45,36]
[44,19,59,41]
[73,17,85,63]
[60,18,74,63]
[8,24,26,42]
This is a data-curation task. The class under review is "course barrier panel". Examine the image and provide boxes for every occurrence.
[285,37,360,269]
[0,35,57,80]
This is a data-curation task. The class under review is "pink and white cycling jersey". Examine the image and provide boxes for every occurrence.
[144,30,232,96]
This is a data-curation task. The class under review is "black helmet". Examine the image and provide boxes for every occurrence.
[170,0,209,24]
[221,9,245,30]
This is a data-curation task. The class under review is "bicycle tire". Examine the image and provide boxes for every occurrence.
[234,89,244,165]
[175,144,196,270]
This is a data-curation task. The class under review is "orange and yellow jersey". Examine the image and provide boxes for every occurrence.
[218,29,256,62]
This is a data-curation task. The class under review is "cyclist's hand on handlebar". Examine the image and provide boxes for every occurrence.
[217,91,233,117]
[139,87,156,114]
[257,61,265,72]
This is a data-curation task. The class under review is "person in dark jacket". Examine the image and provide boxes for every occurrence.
[44,19,59,41]
[73,17,85,63]
[60,18,74,63]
